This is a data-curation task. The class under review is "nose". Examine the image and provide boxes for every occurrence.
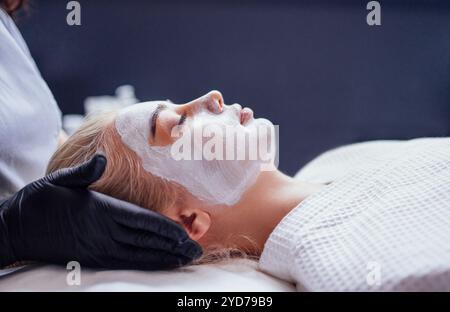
[203,90,224,114]
[182,90,225,115]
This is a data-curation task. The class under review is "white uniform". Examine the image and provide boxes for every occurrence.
[259,138,450,291]
[0,8,61,200]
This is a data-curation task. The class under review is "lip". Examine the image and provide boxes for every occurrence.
[240,107,254,125]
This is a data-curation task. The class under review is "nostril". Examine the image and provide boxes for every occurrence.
[216,99,223,112]
[205,100,222,114]
[202,90,224,114]
[209,90,224,105]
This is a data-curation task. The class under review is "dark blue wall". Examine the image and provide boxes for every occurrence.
[18,0,450,175]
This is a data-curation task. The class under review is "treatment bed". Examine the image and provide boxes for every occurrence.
[0,260,295,292]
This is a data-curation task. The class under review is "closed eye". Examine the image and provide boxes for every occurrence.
[151,103,166,138]
[178,113,187,126]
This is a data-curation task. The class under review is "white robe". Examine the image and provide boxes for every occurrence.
[259,137,450,291]
[0,8,61,200]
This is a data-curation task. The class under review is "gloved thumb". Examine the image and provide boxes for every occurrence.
[46,154,107,188]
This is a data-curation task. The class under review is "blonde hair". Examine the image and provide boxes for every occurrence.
[47,110,259,265]
[47,111,177,213]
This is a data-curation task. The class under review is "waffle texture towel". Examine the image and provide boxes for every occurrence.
[259,137,450,291]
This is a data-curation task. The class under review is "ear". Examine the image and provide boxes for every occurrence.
[166,207,211,241]
[179,209,211,241]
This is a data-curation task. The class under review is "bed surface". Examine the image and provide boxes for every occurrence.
[0,259,295,292]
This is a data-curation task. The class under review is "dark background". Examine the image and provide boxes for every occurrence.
[17,0,450,175]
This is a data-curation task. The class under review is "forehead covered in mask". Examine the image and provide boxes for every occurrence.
[114,100,271,206]
[115,101,169,146]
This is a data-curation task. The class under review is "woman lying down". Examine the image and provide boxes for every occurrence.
[48,90,450,291]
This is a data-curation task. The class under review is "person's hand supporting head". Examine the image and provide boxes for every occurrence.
[0,154,202,270]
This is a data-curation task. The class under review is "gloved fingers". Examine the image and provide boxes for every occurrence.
[46,154,106,188]
[108,244,195,270]
[112,223,203,260]
[108,200,190,243]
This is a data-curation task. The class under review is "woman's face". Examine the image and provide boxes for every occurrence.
[115,90,275,205]
[140,90,263,147]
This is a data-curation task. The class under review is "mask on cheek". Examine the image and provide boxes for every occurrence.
[115,102,275,206]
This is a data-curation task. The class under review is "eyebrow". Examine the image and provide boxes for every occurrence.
[151,103,167,139]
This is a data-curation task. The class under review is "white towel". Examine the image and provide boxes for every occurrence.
[259,137,450,291]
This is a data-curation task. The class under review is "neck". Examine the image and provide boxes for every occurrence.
[208,169,325,255]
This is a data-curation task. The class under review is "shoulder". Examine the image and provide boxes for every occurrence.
[294,140,404,183]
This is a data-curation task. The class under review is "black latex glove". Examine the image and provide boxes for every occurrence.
[0,154,202,270]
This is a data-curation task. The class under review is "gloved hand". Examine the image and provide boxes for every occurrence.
[0,154,202,270]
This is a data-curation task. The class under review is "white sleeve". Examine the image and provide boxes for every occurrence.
[0,7,61,198]
[0,266,28,277]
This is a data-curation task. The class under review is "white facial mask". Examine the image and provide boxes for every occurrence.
[115,101,274,206]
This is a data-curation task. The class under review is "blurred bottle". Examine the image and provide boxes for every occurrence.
[63,85,139,135]
[115,85,138,107]
[62,114,85,136]
[84,84,139,115]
